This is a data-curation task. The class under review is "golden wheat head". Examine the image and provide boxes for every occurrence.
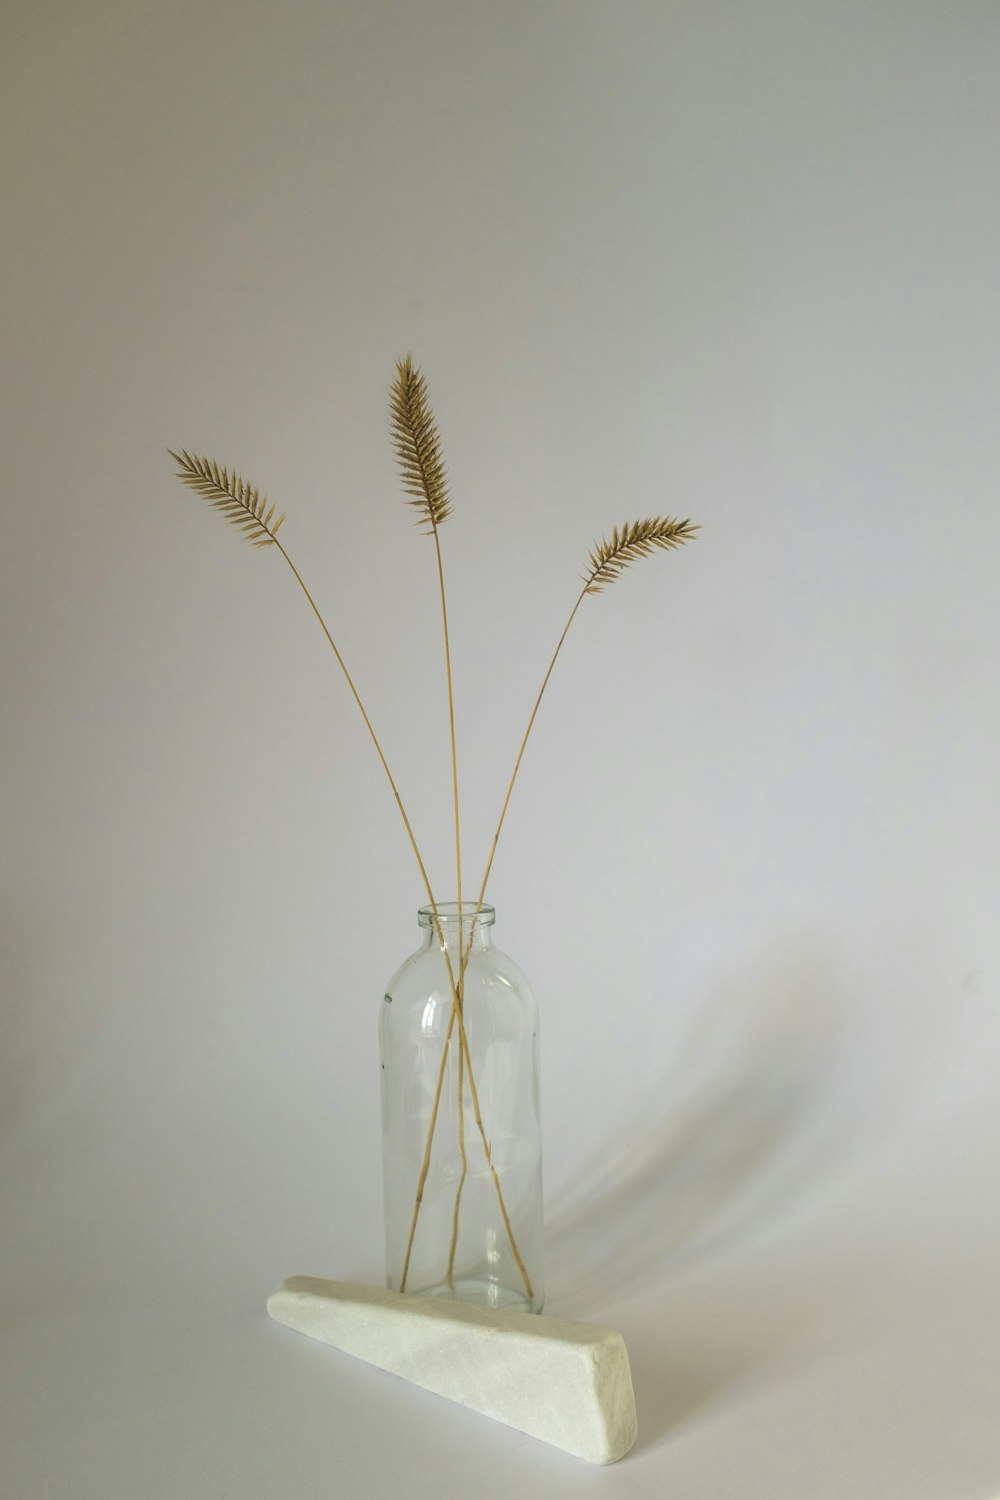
[389,355,452,532]
[168,450,286,548]
[585,516,699,593]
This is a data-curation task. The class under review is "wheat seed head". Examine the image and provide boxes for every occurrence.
[389,354,452,533]
[169,449,286,548]
[585,516,699,593]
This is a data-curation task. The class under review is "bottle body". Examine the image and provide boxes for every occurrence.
[379,903,543,1312]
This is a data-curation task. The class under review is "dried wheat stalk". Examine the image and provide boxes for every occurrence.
[168,364,699,1311]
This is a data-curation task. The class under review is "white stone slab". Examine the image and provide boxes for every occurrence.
[267,1276,637,1465]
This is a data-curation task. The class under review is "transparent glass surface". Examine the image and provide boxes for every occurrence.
[379,903,544,1313]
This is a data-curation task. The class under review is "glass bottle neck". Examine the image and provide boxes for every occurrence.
[418,902,495,953]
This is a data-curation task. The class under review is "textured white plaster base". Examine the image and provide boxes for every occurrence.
[267,1277,637,1464]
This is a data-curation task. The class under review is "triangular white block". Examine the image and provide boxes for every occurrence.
[267,1276,637,1465]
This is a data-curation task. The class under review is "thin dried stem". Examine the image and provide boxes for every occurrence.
[447,1036,468,1285]
[448,517,700,1059]
[476,515,699,907]
[401,950,533,1301]
[171,443,531,1299]
[433,533,464,962]
[406,513,698,1300]
[455,1002,534,1297]
[391,357,473,1284]
[389,358,463,916]
[398,1016,452,1294]
[398,940,532,1300]
[273,548,508,1290]
[170,449,441,908]
[474,589,586,913]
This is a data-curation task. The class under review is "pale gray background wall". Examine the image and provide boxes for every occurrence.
[2,3,999,1496]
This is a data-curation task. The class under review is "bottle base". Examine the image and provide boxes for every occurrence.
[409,1277,541,1314]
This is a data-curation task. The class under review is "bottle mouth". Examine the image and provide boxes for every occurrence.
[418,901,495,928]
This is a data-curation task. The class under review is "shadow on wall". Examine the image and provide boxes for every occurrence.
[544,934,870,1318]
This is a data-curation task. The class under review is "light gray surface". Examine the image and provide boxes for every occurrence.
[3,2,1000,1496]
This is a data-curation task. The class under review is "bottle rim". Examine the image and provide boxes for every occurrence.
[418,901,496,927]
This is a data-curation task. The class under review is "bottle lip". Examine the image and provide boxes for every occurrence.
[418,901,496,928]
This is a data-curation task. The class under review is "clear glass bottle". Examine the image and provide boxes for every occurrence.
[379,902,543,1312]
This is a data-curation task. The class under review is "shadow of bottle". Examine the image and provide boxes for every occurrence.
[543,935,871,1443]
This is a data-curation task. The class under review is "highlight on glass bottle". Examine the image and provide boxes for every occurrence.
[379,903,544,1313]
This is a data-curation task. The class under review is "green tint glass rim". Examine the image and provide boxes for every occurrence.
[417,901,496,927]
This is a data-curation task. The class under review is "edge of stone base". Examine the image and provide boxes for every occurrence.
[267,1275,638,1465]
